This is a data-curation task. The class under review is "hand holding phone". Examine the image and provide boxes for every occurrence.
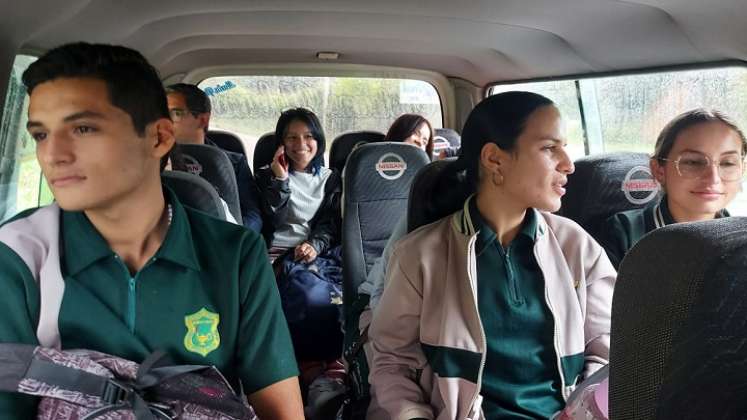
[271,145,289,179]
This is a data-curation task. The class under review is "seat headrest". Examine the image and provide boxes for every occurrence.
[434,127,461,148]
[162,170,227,220]
[407,158,470,232]
[343,142,430,202]
[560,152,660,239]
[252,132,276,175]
[330,130,385,173]
[611,217,747,419]
[207,130,246,157]
[172,143,242,223]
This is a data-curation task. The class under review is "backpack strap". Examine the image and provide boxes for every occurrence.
[0,204,64,348]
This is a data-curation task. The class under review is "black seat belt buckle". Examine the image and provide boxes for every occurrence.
[101,379,132,405]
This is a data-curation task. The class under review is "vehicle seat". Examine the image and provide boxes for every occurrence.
[172,143,242,224]
[329,130,385,174]
[559,152,660,243]
[252,132,276,175]
[207,129,246,159]
[341,142,430,415]
[407,158,469,233]
[610,217,747,419]
[162,170,227,220]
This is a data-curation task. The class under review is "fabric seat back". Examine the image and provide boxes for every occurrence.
[252,132,276,175]
[162,171,227,220]
[207,129,246,158]
[173,143,242,223]
[610,217,747,419]
[559,152,660,242]
[330,131,385,174]
[407,158,469,232]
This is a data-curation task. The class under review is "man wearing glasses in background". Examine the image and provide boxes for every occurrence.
[166,83,263,233]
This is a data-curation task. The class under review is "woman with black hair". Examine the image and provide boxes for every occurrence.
[256,108,341,263]
[255,108,345,417]
[368,92,616,420]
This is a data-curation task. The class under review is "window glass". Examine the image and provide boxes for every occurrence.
[489,66,747,215]
[198,76,443,165]
[489,81,586,159]
[0,55,39,221]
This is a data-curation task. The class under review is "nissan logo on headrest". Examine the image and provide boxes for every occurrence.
[621,165,659,205]
[376,153,407,180]
[182,154,203,176]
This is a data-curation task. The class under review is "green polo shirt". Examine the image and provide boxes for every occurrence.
[470,199,563,419]
[0,188,298,418]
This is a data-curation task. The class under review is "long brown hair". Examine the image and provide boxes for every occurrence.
[384,114,434,157]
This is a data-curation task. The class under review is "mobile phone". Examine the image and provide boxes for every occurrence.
[278,153,287,167]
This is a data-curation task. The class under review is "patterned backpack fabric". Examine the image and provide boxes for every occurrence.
[0,343,258,420]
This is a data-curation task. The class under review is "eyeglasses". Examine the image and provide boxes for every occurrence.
[660,151,745,181]
[169,108,199,122]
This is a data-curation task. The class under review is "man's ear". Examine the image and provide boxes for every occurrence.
[151,118,176,160]
[197,112,211,131]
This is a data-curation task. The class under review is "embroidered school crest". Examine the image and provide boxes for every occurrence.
[184,308,220,357]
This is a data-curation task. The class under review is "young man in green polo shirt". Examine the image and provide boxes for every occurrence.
[0,42,303,419]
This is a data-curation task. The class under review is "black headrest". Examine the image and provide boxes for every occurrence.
[162,171,227,220]
[207,130,246,158]
[559,152,660,240]
[329,130,385,173]
[407,158,470,232]
[342,142,430,309]
[610,217,747,420]
[434,127,461,148]
[252,132,276,175]
[172,143,242,224]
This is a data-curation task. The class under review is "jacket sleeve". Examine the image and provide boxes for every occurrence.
[581,241,617,379]
[255,168,291,234]
[0,243,41,418]
[368,248,435,420]
[234,155,264,233]
[596,213,631,271]
[306,171,342,255]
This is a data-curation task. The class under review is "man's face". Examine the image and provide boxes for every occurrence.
[167,92,208,144]
[27,77,169,212]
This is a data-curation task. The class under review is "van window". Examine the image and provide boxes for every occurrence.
[489,66,747,215]
[198,76,443,165]
[0,54,50,222]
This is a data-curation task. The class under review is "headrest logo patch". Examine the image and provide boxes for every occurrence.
[376,153,408,180]
[182,154,203,176]
[621,165,659,205]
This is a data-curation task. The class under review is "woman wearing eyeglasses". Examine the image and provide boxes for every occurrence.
[599,109,747,269]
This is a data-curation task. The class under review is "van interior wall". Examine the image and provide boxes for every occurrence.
[450,78,482,132]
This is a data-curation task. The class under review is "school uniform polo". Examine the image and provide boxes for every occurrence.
[597,196,730,269]
[0,188,298,418]
[469,200,564,419]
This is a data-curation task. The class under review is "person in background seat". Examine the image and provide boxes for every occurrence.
[165,83,263,232]
[255,107,345,418]
[598,109,746,269]
[368,92,616,420]
[384,113,435,156]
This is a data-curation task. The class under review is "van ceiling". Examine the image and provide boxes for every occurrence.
[2,0,746,86]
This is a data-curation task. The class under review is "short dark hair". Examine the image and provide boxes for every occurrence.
[384,113,435,157]
[22,42,169,137]
[275,108,327,175]
[457,91,555,189]
[654,109,747,161]
[165,83,212,114]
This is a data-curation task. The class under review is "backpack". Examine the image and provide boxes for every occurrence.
[0,343,257,420]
